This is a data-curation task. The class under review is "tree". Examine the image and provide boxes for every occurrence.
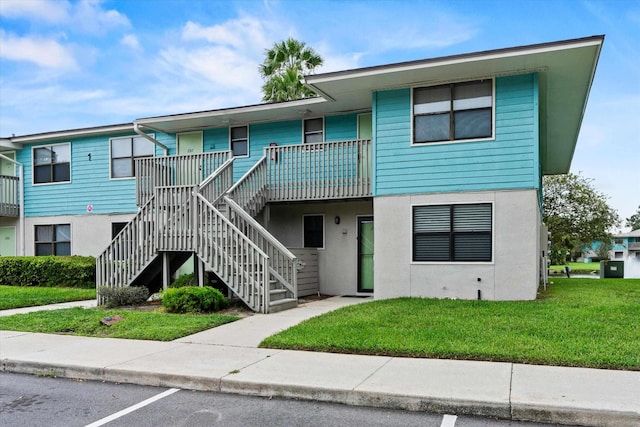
[543,172,620,264]
[259,38,323,103]
[625,205,640,230]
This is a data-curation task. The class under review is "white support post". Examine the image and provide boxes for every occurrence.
[162,252,171,290]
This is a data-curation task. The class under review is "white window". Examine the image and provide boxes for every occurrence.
[110,136,155,178]
[413,203,492,262]
[230,126,249,157]
[303,118,324,144]
[33,143,71,184]
[35,224,71,256]
[413,80,493,143]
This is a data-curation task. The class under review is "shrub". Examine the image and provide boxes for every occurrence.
[170,273,196,288]
[98,286,149,308]
[0,256,95,288]
[162,286,228,314]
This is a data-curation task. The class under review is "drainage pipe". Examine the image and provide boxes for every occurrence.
[133,122,169,156]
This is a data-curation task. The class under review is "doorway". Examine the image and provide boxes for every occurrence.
[357,216,374,292]
[0,226,16,257]
[177,132,203,185]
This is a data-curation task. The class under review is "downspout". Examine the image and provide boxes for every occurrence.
[0,153,25,256]
[133,122,169,156]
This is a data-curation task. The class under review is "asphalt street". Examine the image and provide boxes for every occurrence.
[0,372,570,427]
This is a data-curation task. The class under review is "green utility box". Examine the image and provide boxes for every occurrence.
[600,260,624,278]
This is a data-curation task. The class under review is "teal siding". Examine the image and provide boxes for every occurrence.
[326,114,357,141]
[19,131,171,217]
[373,74,539,196]
[204,127,230,152]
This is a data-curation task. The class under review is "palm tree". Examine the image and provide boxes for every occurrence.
[259,38,323,103]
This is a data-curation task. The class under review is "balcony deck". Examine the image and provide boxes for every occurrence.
[0,175,19,217]
[135,140,373,207]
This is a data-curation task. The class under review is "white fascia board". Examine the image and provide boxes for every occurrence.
[306,37,604,85]
[7,124,134,143]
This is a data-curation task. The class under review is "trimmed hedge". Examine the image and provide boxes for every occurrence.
[0,256,95,288]
[162,286,228,314]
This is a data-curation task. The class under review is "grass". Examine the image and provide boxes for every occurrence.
[0,306,239,341]
[549,262,601,272]
[260,278,640,370]
[0,286,96,310]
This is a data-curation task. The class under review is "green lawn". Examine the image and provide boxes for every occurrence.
[260,278,640,370]
[0,307,239,341]
[549,262,601,272]
[0,286,96,310]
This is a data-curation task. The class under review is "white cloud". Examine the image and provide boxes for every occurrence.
[72,0,130,35]
[121,34,141,51]
[0,30,78,69]
[0,0,129,35]
[0,0,71,24]
[181,15,270,52]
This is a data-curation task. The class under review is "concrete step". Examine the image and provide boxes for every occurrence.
[268,298,298,313]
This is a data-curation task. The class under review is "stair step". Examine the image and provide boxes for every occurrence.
[268,298,297,313]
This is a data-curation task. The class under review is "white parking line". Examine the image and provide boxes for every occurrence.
[85,388,180,427]
[441,414,457,427]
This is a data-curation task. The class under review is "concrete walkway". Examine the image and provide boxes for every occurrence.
[1,296,638,426]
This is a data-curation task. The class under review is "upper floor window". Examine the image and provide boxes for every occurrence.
[35,224,71,256]
[413,80,493,144]
[230,126,249,157]
[111,136,155,178]
[304,118,324,144]
[33,143,71,184]
[614,238,623,245]
[413,203,492,262]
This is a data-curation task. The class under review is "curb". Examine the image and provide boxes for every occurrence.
[3,359,637,426]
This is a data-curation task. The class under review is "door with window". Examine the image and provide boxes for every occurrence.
[177,132,203,184]
[358,216,374,292]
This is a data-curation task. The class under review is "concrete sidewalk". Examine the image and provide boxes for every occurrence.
[1,296,638,426]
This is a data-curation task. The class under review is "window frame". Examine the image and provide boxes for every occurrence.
[32,142,71,185]
[109,135,156,180]
[34,223,71,256]
[411,78,495,146]
[412,202,494,263]
[302,214,325,249]
[229,125,249,158]
[303,117,324,144]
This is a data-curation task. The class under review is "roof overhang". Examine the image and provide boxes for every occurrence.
[0,139,23,150]
[134,97,332,134]
[1,123,134,145]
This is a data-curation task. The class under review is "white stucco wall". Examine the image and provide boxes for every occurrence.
[24,213,136,257]
[373,189,540,301]
[266,200,373,296]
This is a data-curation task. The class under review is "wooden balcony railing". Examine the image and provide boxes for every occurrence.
[265,139,372,201]
[0,175,19,217]
[136,151,231,206]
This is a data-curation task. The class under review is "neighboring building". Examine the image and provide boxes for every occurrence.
[0,36,604,312]
[580,230,640,262]
[611,230,640,260]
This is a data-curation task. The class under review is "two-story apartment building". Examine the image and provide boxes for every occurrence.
[0,36,604,312]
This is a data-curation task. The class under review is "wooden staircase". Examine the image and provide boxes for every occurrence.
[96,156,298,313]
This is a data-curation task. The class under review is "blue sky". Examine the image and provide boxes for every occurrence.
[0,0,638,226]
